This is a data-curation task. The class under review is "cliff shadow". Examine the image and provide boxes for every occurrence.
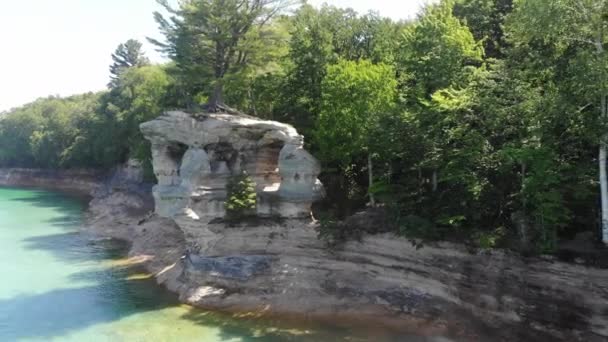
[9,189,88,230]
[22,232,128,262]
[178,307,436,342]
[0,277,175,341]
[180,307,342,342]
[9,189,88,211]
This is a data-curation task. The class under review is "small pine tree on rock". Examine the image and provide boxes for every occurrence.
[225,171,257,221]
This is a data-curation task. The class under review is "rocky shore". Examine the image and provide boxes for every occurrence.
[1,109,607,341]
[2,167,608,341]
[85,179,608,342]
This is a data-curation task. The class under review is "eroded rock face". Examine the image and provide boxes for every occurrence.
[141,111,323,220]
[173,219,608,342]
[112,158,145,184]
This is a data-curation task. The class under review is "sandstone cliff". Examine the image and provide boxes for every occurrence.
[86,189,608,341]
[133,111,608,341]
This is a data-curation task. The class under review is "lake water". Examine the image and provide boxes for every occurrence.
[0,187,447,342]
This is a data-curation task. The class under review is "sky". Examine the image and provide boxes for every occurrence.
[0,0,433,112]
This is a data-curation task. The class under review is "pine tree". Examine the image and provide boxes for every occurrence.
[225,171,257,221]
[108,39,150,88]
[149,0,296,111]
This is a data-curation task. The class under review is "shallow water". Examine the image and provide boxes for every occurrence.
[0,187,448,342]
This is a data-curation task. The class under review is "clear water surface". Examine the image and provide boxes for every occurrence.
[0,187,447,342]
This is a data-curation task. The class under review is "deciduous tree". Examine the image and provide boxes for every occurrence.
[507,0,608,244]
[316,59,397,205]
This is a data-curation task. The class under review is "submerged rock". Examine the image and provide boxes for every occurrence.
[184,254,273,281]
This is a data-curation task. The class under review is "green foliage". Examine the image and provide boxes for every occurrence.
[108,39,150,88]
[280,4,403,135]
[315,58,397,208]
[1,0,604,253]
[316,59,397,165]
[474,227,507,249]
[396,215,439,242]
[453,0,513,58]
[0,94,100,168]
[279,4,338,132]
[225,172,257,222]
[399,0,484,100]
[0,65,173,172]
[150,0,295,108]
[110,65,174,162]
[316,215,357,247]
[222,16,293,118]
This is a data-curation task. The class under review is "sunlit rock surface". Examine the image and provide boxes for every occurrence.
[141,111,323,220]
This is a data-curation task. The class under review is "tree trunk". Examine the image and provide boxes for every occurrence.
[597,38,608,245]
[208,80,224,110]
[368,153,376,207]
[521,162,527,210]
[249,86,258,117]
[600,96,608,245]
[208,41,226,112]
[432,170,438,192]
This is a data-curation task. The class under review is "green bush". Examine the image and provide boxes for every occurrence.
[474,227,507,250]
[317,214,364,248]
[225,172,257,222]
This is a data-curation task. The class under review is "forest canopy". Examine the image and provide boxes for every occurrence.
[1,0,606,252]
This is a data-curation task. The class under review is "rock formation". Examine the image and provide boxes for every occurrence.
[133,111,608,341]
[140,111,324,220]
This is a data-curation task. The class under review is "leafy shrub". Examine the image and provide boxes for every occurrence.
[316,214,365,248]
[225,172,257,222]
[474,227,507,249]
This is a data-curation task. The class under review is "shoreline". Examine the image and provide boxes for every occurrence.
[82,187,456,339]
[0,168,105,196]
[0,170,468,339]
[2,168,607,342]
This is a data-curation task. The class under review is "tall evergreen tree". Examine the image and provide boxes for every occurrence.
[108,39,150,88]
[453,0,513,59]
[282,4,402,135]
[150,0,296,111]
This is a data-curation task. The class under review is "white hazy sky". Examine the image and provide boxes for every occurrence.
[0,0,432,112]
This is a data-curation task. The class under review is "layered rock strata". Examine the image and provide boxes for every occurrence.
[149,215,605,342]
[0,168,104,195]
[140,111,324,220]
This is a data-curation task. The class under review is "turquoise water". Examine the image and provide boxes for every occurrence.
[0,187,441,342]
